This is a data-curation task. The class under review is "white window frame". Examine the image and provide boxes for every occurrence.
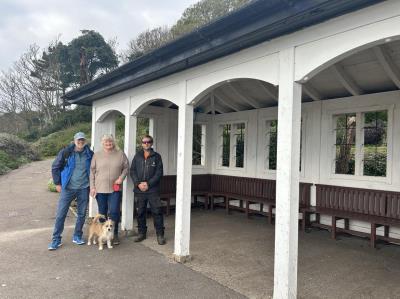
[216,121,247,171]
[329,105,393,183]
[192,122,206,168]
[262,116,306,177]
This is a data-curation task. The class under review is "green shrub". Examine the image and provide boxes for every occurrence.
[47,179,57,192]
[0,133,40,175]
[33,122,91,157]
[40,106,92,138]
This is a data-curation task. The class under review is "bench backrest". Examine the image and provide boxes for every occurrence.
[160,174,311,208]
[191,174,211,193]
[386,192,400,220]
[299,183,312,208]
[316,184,389,217]
[160,175,177,195]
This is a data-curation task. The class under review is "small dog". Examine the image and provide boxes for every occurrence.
[87,214,115,250]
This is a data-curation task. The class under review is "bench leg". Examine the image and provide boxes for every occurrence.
[225,197,230,214]
[384,225,389,238]
[260,203,263,213]
[166,198,170,216]
[194,195,198,207]
[204,194,209,210]
[371,223,377,248]
[268,205,273,224]
[316,213,320,224]
[331,216,337,240]
[302,211,306,231]
[344,218,350,231]
[246,201,250,218]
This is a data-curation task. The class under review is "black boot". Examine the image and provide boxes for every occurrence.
[113,227,120,245]
[134,233,146,242]
[157,233,166,245]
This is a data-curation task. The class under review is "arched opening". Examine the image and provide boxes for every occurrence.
[300,37,400,101]
[192,78,279,114]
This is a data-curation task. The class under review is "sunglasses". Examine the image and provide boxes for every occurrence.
[142,141,152,144]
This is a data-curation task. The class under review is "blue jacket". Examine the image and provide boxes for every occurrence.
[51,143,93,189]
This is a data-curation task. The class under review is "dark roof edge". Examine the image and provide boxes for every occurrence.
[65,0,384,105]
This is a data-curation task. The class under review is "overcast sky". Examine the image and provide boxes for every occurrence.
[0,0,199,71]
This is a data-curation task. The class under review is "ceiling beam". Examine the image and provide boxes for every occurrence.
[332,64,363,96]
[210,92,216,115]
[255,81,278,101]
[302,83,322,101]
[373,45,400,89]
[214,93,241,112]
[214,103,231,114]
[195,94,210,107]
[226,83,261,109]
[204,102,230,114]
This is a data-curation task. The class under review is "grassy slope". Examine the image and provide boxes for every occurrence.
[33,122,91,157]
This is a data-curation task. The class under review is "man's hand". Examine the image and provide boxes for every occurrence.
[138,182,148,192]
[56,185,62,193]
[90,188,97,198]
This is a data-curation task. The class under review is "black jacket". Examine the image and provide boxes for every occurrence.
[130,149,163,194]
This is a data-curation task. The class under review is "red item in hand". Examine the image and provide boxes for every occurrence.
[113,184,121,192]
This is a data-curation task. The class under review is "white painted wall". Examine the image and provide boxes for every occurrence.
[87,0,400,243]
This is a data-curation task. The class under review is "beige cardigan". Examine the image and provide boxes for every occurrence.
[90,149,129,193]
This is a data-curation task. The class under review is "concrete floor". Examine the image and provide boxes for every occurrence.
[3,159,400,298]
[0,160,245,299]
[142,207,400,299]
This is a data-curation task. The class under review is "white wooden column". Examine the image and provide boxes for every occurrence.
[174,101,194,263]
[121,114,137,231]
[273,47,302,299]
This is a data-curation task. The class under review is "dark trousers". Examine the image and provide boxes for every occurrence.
[96,192,121,234]
[135,193,164,235]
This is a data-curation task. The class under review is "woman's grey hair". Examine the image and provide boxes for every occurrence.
[101,134,115,145]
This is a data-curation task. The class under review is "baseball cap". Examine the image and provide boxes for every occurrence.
[74,132,86,140]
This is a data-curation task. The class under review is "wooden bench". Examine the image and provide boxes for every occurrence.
[210,175,312,226]
[159,175,177,216]
[160,174,312,228]
[160,174,211,215]
[310,184,400,247]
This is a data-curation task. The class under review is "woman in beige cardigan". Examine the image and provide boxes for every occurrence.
[90,134,129,244]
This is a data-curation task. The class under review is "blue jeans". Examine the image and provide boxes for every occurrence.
[96,192,121,234]
[52,187,89,242]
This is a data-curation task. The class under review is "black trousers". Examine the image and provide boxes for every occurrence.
[135,193,164,235]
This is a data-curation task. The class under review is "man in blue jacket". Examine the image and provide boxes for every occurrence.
[48,132,93,250]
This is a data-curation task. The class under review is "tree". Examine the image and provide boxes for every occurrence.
[0,31,119,137]
[67,30,119,85]
[123,27,172,62]
[170,0,250,38]
[123,0,250,62]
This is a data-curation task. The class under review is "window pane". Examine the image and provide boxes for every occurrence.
[192,124,202,165]
[335,113,356,175]
[363,111,387,177]
[222,124,231,167]
[268,120,278,170]
[136,117,150,152]
[235,123,245,168]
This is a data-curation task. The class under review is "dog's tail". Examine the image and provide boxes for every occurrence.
[92,214,106,224]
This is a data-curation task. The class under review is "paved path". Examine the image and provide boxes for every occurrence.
[0,160,246,299]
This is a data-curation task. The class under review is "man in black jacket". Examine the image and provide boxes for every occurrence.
[130,135,165,245]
